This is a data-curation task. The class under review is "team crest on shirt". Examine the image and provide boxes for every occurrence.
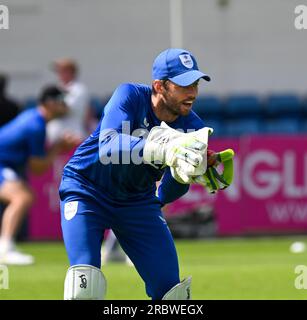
[64,201,78,220]
[179,54,194,69]
[138,117,150,131]
[143,117,149,127]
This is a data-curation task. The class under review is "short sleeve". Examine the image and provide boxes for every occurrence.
[28,126,46,158]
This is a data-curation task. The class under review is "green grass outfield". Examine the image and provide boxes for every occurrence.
[1,236,307,300]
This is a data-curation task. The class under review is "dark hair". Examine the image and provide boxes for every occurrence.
[39,85,65,104]
[0,74,7,94]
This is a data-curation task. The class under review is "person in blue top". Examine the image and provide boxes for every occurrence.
[61,48,216,300]
[0,86,77,265]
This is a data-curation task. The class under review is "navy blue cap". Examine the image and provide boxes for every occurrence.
[152,48,211,86]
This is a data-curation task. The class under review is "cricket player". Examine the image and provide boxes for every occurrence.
[61,48,234,300]
[0,86,77,265]
[47,58,91,144]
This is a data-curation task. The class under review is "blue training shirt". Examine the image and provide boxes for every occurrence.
[63,83,205,204]
[0,108,46,172]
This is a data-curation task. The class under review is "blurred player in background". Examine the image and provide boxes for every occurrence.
[0,73,20,127]
[101,229,133,266]
[60,48,233,300]
[47,58,92,145]
[0,85,77,265]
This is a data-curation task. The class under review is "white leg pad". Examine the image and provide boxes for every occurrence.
[162,276,192,300]
[64,264,107,300]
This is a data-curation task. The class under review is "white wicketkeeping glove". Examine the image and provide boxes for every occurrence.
[143,122,213,183]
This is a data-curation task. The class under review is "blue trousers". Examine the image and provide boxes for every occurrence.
[59,176,180,299]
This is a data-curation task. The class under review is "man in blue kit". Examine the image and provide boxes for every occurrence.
[0,85,77,265]
[60,48,234,300]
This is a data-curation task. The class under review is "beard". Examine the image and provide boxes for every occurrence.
[162,94,195,117]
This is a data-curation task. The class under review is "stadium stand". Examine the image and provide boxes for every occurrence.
[201,119,224,137]
[224,94,262,119]
[265,118,301,134]
[20,93,305,136]
[264,94,301,118]
[192,95,223,120]
[224,119,261,137]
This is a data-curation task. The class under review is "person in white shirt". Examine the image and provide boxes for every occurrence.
[47,58,92,144]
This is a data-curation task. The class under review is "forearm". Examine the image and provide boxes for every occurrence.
[29,144,62,174]
[158,168,190,205]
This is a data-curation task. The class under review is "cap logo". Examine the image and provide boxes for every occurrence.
[179,54,194,69]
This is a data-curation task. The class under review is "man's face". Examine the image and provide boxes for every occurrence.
[55,66,74,85]
[160,80,199,117]
[47,99,68,118]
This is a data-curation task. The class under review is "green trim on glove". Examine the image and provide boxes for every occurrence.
[195,148,235,194]
[216,148,234,187]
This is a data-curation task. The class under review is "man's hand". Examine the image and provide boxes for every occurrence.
[193,148,235,193]
[29,134,80,175]
[207,149,220,167]
[54,133,81,153]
